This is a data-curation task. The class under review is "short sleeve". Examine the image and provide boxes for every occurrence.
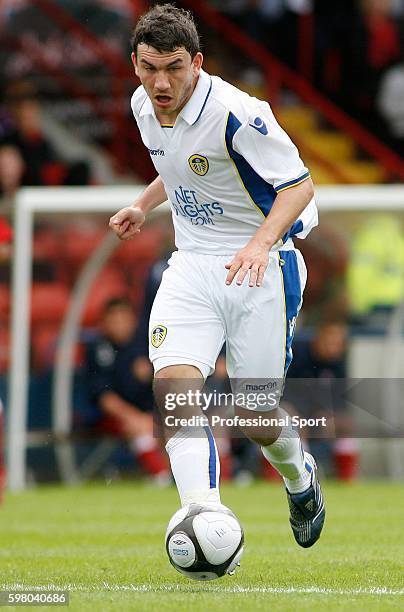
[130,85,148,122]
[231,101,310,192]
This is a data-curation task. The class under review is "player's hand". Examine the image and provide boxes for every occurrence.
[225,238,269,287]
[109,206,145,240]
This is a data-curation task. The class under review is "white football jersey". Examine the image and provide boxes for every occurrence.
[131,69,318,255]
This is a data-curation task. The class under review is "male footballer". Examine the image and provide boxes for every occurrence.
[110,4,325,548]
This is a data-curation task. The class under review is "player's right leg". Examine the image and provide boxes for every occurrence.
[153,364,222,506]
[149,251,225,507]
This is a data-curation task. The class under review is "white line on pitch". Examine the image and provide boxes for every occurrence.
[1,583,404,596]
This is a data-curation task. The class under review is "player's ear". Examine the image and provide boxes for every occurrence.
[131,52,139,76]
[192,52,203,76]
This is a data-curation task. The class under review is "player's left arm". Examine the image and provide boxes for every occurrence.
[225,177,314,287]
[225,102,315,287]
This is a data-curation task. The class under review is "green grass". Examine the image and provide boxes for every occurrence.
[1,481,403,611]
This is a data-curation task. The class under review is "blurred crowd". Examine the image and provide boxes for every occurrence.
[0,0,402,200]
[216,0,404,155]
[0,81,91,206]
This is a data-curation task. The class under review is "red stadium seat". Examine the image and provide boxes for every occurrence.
[33,228,62,261]
[31,283,70,326]
[31,324,85,371]
[113,226,163,267]
[0,325,9,373]
[81,266,129,327]
[62,225,107,267]
[0,286,10,320]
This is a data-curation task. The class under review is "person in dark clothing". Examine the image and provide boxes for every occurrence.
[84,297,169,480]
[284,321,359,479]
[0,81,90,193]
[288,320,347,380]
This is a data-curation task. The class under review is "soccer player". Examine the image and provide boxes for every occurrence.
[110,4,325,549]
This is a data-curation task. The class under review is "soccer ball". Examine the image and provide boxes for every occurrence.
[165,503,244,581]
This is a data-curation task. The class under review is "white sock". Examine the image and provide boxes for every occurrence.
[262,423,311,494]
[165,425,221,507]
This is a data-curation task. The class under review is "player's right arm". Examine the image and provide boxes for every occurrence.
[109,175,167,240]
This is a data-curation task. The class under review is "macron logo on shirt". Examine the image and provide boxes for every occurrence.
[249,117,268,136]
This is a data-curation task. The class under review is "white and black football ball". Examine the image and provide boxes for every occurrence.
[165,503,244,581]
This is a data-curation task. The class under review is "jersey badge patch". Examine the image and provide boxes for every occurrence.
[188,154,209,176]
[151,325,167,348]
[249,117,268,135]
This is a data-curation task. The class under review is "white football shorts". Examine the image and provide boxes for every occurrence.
[149,249,306,382]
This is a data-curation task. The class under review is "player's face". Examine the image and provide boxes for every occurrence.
[132,45,203,121]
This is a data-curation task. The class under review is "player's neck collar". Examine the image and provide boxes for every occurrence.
[178,69,212,126]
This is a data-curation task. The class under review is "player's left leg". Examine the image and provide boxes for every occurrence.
[224,249,325,548]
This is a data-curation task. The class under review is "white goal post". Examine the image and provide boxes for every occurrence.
[8,185,404,490]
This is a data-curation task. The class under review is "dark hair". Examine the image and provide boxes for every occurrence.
[131,3,200,58]
[103,297,134,314]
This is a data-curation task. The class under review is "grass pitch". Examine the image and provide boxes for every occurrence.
[1,481,403,611]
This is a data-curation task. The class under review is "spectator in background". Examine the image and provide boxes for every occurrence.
[273,0,313,68]
[361,0,402,71]
[297,223,349,325]
[218,1,314,65]
[284,320,359,480]
[216,0,285,44]
[344,0,401,128]
[391,0,404,18]
[0,399,4,502]
[0,81,90,192]
[0,0,27,28]
[347,215,404,322]
[0,145,24,203]
[215,0,261,39]
[0,217,11,502]
[377,49,404,156]
[313,0,359,99]
[97,0,146,20]
[84,297,169,482]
